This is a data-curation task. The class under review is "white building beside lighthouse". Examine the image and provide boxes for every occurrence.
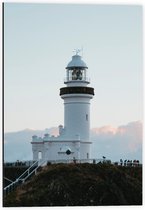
[31,52,94,162]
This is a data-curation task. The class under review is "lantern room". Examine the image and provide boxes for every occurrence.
[65,54,90,84]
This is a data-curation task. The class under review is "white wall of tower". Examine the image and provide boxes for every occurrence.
[61,94,93,141]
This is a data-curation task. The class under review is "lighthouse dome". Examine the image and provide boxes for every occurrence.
[66,55,88,69]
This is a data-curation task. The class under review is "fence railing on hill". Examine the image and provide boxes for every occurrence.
[4,158,141,167]
[4,160,36,167]
[4,159,47,196]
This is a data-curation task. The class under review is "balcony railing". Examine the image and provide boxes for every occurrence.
[60,86,94,96]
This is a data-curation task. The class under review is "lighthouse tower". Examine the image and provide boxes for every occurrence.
[31,51,94,162]
[60,51,94,159]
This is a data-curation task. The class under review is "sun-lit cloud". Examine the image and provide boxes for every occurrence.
[91,121,142,162]
[92,125,118,135]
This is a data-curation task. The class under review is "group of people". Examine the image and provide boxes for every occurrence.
[119,159,140,167]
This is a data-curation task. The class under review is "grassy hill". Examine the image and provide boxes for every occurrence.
[4,163,142,206]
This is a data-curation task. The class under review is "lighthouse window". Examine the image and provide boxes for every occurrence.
[86,114,88,121]
[72,69,83,80]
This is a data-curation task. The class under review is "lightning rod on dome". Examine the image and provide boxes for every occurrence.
[73,48,82,55]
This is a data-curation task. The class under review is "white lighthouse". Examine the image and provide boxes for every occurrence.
[31,51,94,162]
[60,52,94,159]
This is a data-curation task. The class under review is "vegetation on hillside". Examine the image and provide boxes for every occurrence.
[4,163,142,206]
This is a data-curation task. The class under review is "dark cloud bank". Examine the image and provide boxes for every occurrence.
[4,121,142,163]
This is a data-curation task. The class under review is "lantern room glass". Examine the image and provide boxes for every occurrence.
[67,68,87,81]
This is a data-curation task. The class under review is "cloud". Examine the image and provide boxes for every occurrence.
[4,127,59,162]
[4,121,142,162]
[90,121,142,162]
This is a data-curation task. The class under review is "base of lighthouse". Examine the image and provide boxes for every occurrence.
[80,142,91,159]
[31,133,92,162]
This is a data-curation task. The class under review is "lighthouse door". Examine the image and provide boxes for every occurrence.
[38,151,42,160]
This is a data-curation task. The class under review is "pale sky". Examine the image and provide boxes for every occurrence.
[4,3,143,132]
